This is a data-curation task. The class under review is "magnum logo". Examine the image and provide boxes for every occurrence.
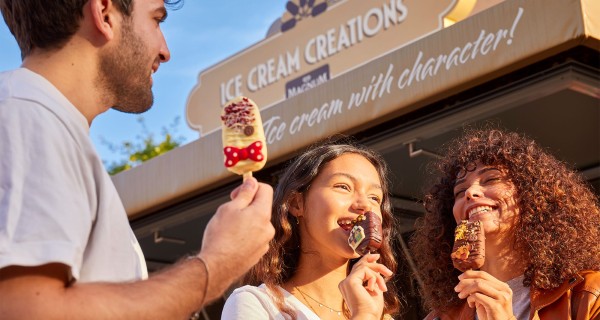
[281,0,328,32]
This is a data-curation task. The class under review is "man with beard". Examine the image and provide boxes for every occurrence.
[0,1,275,319]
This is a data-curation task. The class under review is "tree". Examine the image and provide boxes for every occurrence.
[102,116,185,175]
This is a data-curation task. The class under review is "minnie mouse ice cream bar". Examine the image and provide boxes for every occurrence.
[221,96,267,179]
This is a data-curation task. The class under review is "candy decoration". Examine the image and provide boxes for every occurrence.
[221,96,267,179]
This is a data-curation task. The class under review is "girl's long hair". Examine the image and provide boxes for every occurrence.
[410,128,600,312]
[244,139,401,319]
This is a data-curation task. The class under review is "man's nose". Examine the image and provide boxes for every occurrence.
[159,46,170,63]
[159,34,171,63]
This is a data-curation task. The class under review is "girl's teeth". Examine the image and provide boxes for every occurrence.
[338,220,354,226]
[468,206,492,218]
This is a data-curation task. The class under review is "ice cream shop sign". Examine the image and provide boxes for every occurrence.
[237,0,409,99]
[186,0,477,135]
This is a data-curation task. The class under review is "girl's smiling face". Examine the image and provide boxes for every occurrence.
[452,162,520,237]
[291,153,384,260]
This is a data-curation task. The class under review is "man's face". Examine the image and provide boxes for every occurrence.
[98,0,170,113]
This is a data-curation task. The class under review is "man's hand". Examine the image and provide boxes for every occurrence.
[198,177,275,302]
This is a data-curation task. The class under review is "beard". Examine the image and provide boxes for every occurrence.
[98,18,155,114]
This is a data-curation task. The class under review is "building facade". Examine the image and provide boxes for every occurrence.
[113,0,599,318]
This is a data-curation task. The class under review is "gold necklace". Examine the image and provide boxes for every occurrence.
[294,286,343,317]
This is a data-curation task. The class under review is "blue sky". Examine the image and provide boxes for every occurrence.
[0,2,284,165]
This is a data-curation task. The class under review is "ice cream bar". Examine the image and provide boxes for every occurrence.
[451,220,485,272]
[348,211,383,256]
[221,96,267,179]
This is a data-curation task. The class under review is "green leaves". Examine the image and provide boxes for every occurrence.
[102,116,185,175]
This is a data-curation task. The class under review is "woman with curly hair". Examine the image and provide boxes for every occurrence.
[410,128,600,320]
[222,141,401,319]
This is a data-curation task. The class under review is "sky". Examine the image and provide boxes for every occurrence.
[0,1,284,165]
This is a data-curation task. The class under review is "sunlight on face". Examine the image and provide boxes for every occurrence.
[298,153,384,261]
[452,162,519,237]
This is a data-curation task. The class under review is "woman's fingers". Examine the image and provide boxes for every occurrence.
[363,270,387,292]
[349,254,392,292]
[456,270,512,299]
[352,254,393,277]
[341,254,391,297]
[457,271,515,319]
[339,254,389,319]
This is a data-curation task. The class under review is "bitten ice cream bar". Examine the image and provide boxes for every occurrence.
[221,96,267,180]
[348,211,383,256]
[451,220,485,272]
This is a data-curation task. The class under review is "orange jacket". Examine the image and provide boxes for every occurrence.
[425,271,600,320]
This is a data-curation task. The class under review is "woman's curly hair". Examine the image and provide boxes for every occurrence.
[410,128,600,312]
[243,140,401,319]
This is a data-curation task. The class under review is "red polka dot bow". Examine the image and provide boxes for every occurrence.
[223,141,264,167]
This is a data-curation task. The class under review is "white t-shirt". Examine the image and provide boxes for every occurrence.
[0,68,147,282]
[222,284,320,320]
[506,275,530,320]
[474,275,530,320]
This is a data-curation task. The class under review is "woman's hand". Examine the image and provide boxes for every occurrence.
[339,254,392,320]
[454,270,515,320]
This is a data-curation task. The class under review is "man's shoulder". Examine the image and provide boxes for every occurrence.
[0,95,72,139]
[1,70,89,148]
[0,68,43,100]
[1,69,63,120]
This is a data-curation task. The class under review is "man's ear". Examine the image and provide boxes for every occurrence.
[288,192,304,218]
[89,0,118,40]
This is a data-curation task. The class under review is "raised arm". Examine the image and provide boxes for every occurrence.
[0,178,274,319]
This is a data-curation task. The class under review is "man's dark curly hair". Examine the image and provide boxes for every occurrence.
[410,128,600,312]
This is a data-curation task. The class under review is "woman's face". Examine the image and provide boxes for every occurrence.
[294,153,384,260]
[452,162,519,238]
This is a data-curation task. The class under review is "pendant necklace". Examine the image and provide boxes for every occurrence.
[295,285,343,317]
